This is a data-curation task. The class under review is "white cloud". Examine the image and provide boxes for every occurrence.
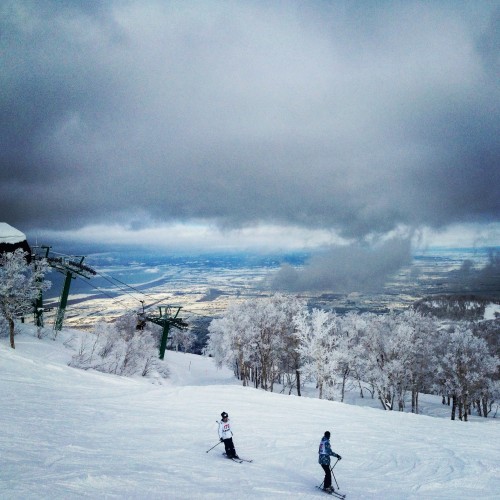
[34,222,349,253]
[414,223,500,249]
[32,221,500,254]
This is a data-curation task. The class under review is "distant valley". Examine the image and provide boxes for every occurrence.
[40,247,499,330]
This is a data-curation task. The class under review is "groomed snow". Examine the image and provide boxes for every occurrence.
[1,328,499,499]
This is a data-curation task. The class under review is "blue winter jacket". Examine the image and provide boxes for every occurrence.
[318,436,338,465]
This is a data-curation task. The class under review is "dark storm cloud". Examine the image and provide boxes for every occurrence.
[1,0,499,240]
[271,236,412,293]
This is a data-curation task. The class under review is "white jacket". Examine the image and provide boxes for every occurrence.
[218,418,233,440]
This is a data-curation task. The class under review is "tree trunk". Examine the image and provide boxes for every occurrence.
[412,389,419,414]
[296,369,301,397]
[475,399,482,417]
[451,394,457,420]
[378,395,389,410]
[398,386,404,411]
[462,394,469,422]
[242,364,248,387]
[482,397,488,418]
[378,389,391,410]
[358,379,364,398]
[9,318,15,349]
[340,368,349,403]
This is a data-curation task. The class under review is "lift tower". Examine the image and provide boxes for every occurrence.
[39,246,96,331]
[146,305,188,359]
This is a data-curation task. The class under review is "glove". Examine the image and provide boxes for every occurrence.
[337,455,342,460]
[220,438,224,442]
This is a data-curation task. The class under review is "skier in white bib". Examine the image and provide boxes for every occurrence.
[218,411,239,459]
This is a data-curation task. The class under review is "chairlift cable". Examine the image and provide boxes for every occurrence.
[90,270,144,303]
[71,272,179,317]
[69,275,142,316]
[92,269,160,304]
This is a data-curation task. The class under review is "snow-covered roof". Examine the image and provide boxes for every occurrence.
[0,222,27,244]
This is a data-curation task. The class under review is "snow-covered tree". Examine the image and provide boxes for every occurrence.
[397,310,438,413]
[272,294,306,395]
[436,325,499,421]
[169,328,195,353]
[251,294,304,392]
[352,311,439,412]
[474,378,500,418]
[69,320,166,378]
[0,249,51,349]
[208,295,499,419]
[357,313,397,410]
[338,312,374,400]
[295,308,341,399]
[206,294,304,392]
[206,301,256,385]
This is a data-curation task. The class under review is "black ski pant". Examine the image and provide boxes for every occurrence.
[321,463,332,489]
[223,437,237,458]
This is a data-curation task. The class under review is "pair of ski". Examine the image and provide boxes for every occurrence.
[222,452,253,464]
[316,486,346,498]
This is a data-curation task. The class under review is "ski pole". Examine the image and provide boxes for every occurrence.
[330,460,340,490]
[319,457,338,489]
[206,440,223,453]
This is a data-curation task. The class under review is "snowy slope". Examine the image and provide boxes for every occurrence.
[1,329,499,499]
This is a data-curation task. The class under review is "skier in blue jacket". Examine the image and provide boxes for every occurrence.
[318,431,341,492]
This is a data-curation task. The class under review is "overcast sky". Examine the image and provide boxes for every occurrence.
[1,0,499,264]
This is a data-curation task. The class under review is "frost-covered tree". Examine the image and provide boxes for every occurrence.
[338,312,374,399]
[169,328,195,353]
[353,311,438,412]
[209,295,499,418]
[295,308,341,399]
[252,294,305,392]
[474,378,500,418]
[272,294,306,395]
[436,325,499,421]
[0,249,51,349]
[359,314,408,410]
[397,310,438,413]
[69,320,166,378]
[206,294,304,392]
[207,300,255,385]
[358,313,398,410]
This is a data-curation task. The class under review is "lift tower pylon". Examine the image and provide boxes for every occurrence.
[38,246,96,331]
[146,305,188,359]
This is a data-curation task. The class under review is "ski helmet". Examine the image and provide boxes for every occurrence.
[324,431,331,439]
[221,412,228,418]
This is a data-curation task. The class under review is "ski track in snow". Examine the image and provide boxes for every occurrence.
[1,330,499,499]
